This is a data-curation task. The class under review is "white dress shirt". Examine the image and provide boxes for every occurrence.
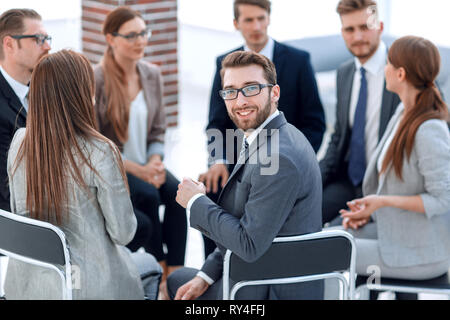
[122,91,148,165]
[0,65,29,112]
[349,41,387,164]
[377,103,404,174]
[244,37,275,62]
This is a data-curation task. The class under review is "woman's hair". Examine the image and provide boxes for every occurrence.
[101,6,144,143]
[380,36,449,179]
[13,49,127,225]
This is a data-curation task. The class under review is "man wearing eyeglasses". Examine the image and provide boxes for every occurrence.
[199,0,326,258]
[167,51,323,300]
[0,9,51,211]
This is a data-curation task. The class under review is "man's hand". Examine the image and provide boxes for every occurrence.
[174,276,209,300]
[176,178,206,208]
[198,163,229,194]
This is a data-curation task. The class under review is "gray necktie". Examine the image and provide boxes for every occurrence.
[238,138,249,162]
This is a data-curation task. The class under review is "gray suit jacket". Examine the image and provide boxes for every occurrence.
[190,112,323,299]
[320,59,400,185]
[5,129,145,299]
[364,106,450,268]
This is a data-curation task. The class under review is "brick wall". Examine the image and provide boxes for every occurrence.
[81,0,178,126]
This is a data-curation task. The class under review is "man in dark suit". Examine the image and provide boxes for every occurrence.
[0,9,51,211]
[199,0,325,257]
[320,0,400,227]
[167,51,323,300]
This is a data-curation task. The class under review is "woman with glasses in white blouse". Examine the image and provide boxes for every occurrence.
[94,7,187,295]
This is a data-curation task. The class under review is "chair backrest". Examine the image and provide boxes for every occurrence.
[223,229,356,300]
[0,209,72,300]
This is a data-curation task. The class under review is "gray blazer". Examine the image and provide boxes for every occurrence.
[190,112,323,299]
[320,59,400,185]
[5,129,145,300]
[364,105,450,268]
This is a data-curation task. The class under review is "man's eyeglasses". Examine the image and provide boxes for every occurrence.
[112,28,152,43]
[10,34,52,46]
[219,84,274,100]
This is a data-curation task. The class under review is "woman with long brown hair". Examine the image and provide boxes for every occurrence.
[338,36,450,282]
[5,50,161,300]
[94,6,187,291]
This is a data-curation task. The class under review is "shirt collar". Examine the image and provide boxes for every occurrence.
[245,109,280,146]
[0,64,29,103]
[354,41,387,76]
[244,37,275,61]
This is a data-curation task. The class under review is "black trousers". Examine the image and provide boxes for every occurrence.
[322,175,363,226]
[126,170,187,266]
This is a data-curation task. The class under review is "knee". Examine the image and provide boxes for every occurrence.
[166,267,197,300]
[166,268,182,300]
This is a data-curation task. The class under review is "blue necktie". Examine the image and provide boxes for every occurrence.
[348,67,367,186]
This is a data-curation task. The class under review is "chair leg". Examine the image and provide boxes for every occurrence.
[0,256,5,298]
[355,285,370,300]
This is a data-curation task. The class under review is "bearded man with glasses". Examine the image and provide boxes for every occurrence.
[167,51,323,300]
[198,0,326,259]
[0,8,51,212]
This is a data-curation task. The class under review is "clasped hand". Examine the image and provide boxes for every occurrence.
[340,195,383,230]
[142,156,166,189]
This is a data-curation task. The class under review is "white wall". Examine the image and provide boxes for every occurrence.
[389,0,450,47]
[3,0,450,49]
[179,0,392,41]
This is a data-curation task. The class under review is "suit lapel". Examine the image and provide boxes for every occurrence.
[378,85,400,141]
[340,63,356,134]
[363,105,404,194]
[0,71,27,122]
[218,113,287,203]
[272,41,285,76]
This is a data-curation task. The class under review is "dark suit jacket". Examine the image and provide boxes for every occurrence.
[206,40,326,166]
[0,71,27,211]
[319,59,400,186]
[191,112,323,299]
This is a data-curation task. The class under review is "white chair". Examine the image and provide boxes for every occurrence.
[0,209,72,300]
[356,271,450,299]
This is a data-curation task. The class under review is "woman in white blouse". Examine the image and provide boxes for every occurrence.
[94,7,187,293]
[339,36,450,281]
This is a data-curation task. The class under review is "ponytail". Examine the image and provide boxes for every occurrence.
[380,36,449,180]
